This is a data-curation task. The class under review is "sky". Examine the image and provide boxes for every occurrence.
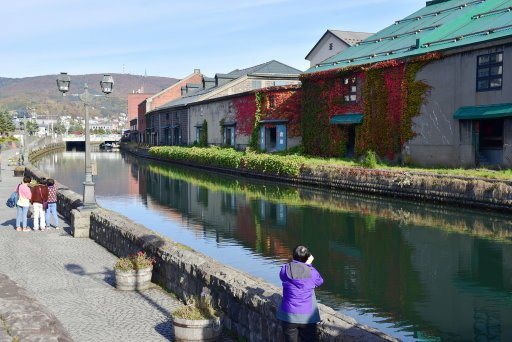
[1,0,426,79]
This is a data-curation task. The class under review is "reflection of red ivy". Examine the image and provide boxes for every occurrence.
[301,53,441,158]
[233,94,256,135]
[235,204,257,247]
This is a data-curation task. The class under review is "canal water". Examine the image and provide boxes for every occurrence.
[36,150,512,341]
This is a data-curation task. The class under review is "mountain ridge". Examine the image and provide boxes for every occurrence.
[0,73,179,118]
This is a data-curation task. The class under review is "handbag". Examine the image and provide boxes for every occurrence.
[38,186,48,210]
[6,184,20,208]
[6,191,18,208]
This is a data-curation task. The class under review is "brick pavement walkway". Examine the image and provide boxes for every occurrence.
[0,146,182,341]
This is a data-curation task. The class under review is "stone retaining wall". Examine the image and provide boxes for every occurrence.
[299,165,512,212]
[26,144,397,342]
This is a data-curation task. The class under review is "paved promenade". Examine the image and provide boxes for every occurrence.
[0,146,187,341]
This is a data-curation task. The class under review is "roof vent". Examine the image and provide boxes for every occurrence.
[426,0,453,6]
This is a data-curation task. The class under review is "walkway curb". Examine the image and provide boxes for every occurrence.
[0,273,73,342]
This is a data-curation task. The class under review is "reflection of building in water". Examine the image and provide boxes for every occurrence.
[403,228,512,341]
[143,165,294,255]
[140,161,512,341]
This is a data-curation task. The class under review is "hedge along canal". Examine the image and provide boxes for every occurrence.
[32,143,512,341]
[26,143,398,341]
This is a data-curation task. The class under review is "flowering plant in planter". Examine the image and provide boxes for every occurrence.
[114,251,155,271]
[114,252,156,291]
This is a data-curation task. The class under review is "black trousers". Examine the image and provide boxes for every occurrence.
[282,321,317,342]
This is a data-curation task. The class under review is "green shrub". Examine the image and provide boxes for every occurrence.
[149,146,304,177]
[361,150,378,168]
[242,152,304,177]
[150,146,243,169]
[199,120,208,147]
[0,136,18,143]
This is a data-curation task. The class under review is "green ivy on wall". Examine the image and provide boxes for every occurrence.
[199,119,208,147]
[248,92,264,150]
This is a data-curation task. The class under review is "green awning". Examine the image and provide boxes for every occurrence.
[453,103,512,120]
[330,113,363,125]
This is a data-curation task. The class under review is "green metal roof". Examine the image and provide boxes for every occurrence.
[453,103,512,119]
[306,0,512,73]
[330,113,363,124]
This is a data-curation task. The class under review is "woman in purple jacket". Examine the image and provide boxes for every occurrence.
[277,245,324,341]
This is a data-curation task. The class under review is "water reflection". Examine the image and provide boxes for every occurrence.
[36,151,512,341]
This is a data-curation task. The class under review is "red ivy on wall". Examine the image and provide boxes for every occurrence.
[300,53,441,158]
[258,86,302,137]
[233,94,257,135]
[234,85,302,137]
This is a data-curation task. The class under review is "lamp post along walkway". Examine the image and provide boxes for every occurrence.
[56,73,114,208]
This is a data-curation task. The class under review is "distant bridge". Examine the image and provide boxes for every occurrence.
[62,134,121,150]
[62,134,122,142]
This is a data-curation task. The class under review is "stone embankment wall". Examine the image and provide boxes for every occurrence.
[26,144,397,342]
[126,144,512,213]
[299,165,512,212]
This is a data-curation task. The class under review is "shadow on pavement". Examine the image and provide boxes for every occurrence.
[65,263,116,287]
[0,218,16,228]
[154,320,173,340]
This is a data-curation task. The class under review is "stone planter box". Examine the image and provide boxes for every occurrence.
[115,266,152,291]
[172,316,222,342]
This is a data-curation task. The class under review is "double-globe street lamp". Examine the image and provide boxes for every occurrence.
[56,72,114,208]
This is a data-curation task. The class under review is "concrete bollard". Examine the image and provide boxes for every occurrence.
[71,208,93,238]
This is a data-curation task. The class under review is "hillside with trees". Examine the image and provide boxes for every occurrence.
[0,73,178,119]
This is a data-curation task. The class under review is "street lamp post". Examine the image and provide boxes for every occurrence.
[20,117,26,165]
[56,72,114,208]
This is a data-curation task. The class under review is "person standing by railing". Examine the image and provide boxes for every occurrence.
[15,176,32,232]
[31,178,48,231]
[45,178,59,229]
[277,245,324,342]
